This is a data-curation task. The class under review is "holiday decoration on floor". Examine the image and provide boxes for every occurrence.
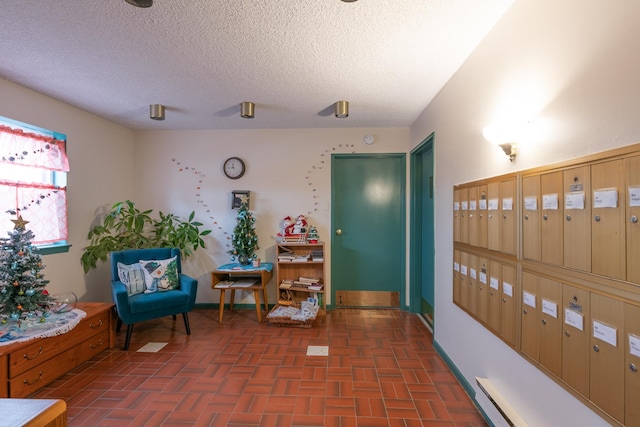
[0,216,53,322]
[228,201,259,265]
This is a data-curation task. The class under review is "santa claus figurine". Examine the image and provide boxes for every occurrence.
[280,216,294,236]
[293,214,308,234]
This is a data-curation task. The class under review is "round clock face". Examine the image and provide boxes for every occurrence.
[223,157,246,179]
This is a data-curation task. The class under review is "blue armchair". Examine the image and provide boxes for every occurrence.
[110,248,198,350]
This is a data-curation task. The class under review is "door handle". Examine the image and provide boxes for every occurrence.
[335,229,342,236]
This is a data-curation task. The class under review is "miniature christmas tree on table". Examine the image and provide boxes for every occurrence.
[228,202,259,265]
[0,216,53,322]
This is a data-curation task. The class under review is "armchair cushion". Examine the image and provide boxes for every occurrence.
[140,256,179,292]
[117,262,146,296]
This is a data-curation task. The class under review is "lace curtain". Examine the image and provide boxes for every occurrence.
[0,124,69,244]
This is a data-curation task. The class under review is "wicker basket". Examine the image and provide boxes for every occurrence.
[267,304,316,328]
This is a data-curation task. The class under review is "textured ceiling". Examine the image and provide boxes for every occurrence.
[0,0,514,130]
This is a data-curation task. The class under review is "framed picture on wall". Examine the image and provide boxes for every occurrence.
[232,190,250,209]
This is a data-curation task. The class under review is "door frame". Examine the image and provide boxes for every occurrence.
[410,133,436,315]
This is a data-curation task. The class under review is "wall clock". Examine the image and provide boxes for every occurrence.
[223,157,246,179]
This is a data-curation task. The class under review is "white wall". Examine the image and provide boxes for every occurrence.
[132,128,409,306]
[411,0,640,426]
[0,78,135,303]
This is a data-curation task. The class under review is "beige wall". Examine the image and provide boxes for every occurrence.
[132,128,410,306]
[411,0,640,425]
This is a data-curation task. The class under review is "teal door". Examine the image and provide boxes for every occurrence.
[331,154,406,307]
[410,134,435,324]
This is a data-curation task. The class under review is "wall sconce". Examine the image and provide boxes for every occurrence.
[240,102,255,119]
[335,101,349,118]
[498,142,518,162]
[150,104,165,121]
[483,123,523,162]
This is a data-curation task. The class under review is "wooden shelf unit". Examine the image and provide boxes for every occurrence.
[276,241,325,311]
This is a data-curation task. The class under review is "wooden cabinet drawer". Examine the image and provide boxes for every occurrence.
[8,309,110,377]
[9,329,109,398]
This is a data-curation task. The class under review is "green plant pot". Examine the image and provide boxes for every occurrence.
[238,254,250,265]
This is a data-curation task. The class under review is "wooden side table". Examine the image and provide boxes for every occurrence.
[211,263,273,323]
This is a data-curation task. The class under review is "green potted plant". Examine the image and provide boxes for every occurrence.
[81,200,211,273]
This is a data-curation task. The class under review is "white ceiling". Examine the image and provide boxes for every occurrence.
[0,0,514,131]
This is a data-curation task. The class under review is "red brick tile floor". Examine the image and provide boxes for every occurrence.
[32,308,489,427]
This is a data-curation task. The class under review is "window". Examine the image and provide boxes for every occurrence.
[0,116,69,253]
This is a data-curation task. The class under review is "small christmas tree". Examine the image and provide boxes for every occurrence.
[228,202,259,265]
[0,216,52,321]
[307,225,319,243]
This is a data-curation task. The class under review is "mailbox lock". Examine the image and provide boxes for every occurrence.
[565,331,571,337]
[543,214,548,221]
[630,363,638,373]
[524,214,529,220]
[502,298,507,303]
[541,319,547,325]
[503,214,507,219]
[523,309,528,315]
[479,213,483,218]
[469,214,473,219]
[489,214,493,219]
[593,345,600,352]
[594,215,601,222]
[566,215,571,221]
[631,215,639,224]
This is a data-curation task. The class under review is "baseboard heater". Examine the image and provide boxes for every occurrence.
[476,377,529,427]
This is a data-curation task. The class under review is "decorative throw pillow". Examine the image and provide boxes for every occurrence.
[139,256,180,293]
[117,262,147,296]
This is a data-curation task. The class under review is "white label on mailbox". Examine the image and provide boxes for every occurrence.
[470,268,477,279]
[454,262,460,272]
[454,202,460,211]
[523,292,536,308]
[490,277,499,290]
[479,199,487,210]
[488,198,499,211]
[593,320,617,347]
[479,272,487,284]
[565,191,585,210]
[503,282,513,297]
[469,200,477,211]
[593,188,618,209]
[564,309,584,331]
[461,265,467,275]
[524,196,537,211]
[630,334,640,358]
[629,187,640,207]
[542,193,559,210]
[542,299,558,318]
[502,197,513,211]
[461,201,468,210]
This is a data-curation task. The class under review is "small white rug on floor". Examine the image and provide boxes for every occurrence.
[137,342,168,352]
[307,345,329,356]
